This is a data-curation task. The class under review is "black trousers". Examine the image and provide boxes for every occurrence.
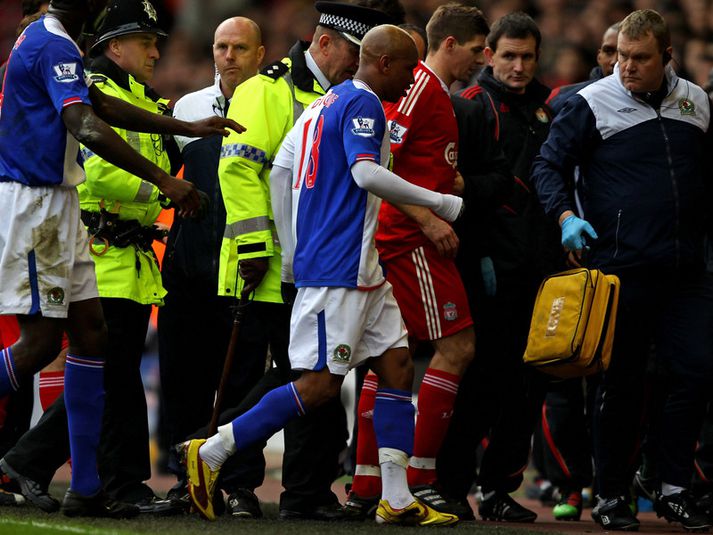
[437,277,548,499]
[693,403,713,493]
[539,376,598,492]
[158,292,270,492]
[4,297,155,501]
[0,376,34,460]
[159,294,348,509]
[595,267,713,496]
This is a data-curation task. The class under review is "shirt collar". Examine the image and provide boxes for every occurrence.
[305,50,331,91]
[421,60,449,93]
[211,75,230,116]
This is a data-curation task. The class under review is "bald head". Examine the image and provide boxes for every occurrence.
[213,16,264,98]
[360,24,418,67]
[215,16,261,44]
[355,25,418,103]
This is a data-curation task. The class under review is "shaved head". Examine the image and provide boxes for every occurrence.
[360,24,418,66]
[215,16,262,44]
[213,16,264,97]
[355,25,419,102]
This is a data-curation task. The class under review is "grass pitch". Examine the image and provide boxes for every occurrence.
[0,503,566,535]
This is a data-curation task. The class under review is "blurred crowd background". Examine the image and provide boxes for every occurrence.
[3,0,713,103]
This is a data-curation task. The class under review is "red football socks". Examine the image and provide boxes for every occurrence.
[351,374,382,497]
[407,368,460,486]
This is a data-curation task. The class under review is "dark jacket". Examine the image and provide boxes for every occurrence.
[451,93,512,295]
[162,79,227,296]
[546,66,606,115]
[458,67,563,283]
[532,65,712,271]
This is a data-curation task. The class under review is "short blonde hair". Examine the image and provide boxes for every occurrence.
[620,9,670,52]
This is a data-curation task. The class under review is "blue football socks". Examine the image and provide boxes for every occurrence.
[0,348,19,396]
[373,388,415,455]
[64,353,105,496]
[231,382,306,451]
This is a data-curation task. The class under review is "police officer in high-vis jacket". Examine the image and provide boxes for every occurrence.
[78,0,179,511]
[216,1,394,519]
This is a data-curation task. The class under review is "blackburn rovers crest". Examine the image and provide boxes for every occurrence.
[333,344,352,363]
[679,98,696,116]
[47,287,65,306]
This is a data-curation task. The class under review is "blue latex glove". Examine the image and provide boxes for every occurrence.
[480,256,497,297]
[561,214,598,251]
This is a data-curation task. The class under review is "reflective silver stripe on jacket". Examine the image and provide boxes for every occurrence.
[134,181,154,203]
[224,216,271,238]
[220,143,268,164]
[80,147,95,161]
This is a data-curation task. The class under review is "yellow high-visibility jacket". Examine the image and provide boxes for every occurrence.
[218,42,326,302]
[78,57,170,305]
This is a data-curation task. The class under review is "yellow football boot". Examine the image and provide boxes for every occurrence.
[375,499,459,526]
[185,439,220,521]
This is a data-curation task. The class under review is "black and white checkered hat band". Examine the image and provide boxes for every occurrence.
[319,13,371,39]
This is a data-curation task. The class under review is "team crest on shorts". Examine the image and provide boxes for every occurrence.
[47,287,65,306]
[333,344,352,363]
[443,302,458,321]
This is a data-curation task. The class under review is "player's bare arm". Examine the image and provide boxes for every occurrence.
[62,102,200,218]
[394,203,459,258]
[88,84,245,137]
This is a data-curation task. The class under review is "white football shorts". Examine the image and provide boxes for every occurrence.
[0,182,98,318]
[289,282,409,375]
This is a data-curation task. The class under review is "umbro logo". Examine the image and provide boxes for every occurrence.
[617,107,637,113]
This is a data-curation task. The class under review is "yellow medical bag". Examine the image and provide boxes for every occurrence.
[523,268,620,378]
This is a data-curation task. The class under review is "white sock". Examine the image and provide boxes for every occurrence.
[198,424,236,471]
[661,483,686,497]
[379,448,414,509]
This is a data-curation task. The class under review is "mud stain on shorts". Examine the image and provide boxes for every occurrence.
[32,215,70,280]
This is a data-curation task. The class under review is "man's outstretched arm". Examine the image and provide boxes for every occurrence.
[63,103,199,217]
[88,84,245,138]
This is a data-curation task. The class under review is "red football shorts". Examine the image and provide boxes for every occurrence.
[383,243,473,341]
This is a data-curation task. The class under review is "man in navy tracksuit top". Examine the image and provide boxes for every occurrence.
[532,9,713,532]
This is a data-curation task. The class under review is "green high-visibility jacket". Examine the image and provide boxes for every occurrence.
[78,57,170,305]
[218,42,326,302]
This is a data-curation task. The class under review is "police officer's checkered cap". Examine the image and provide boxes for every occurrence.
[315,1,395,45]
[319,13,371,41]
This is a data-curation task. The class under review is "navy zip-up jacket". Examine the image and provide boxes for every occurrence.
[532,64,712,271]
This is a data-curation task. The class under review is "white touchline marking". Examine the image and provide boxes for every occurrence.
[0,518,126,535]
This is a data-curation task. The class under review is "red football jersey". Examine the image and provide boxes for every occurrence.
[376,61,458,260]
